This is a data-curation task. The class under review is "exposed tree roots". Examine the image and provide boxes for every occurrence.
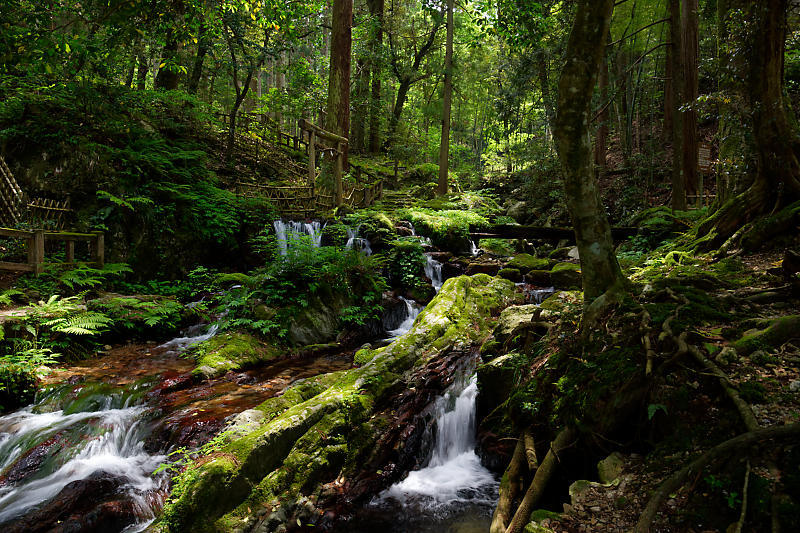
[633,424,800,533]
[505,427,575,533]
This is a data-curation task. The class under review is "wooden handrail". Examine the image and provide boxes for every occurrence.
[0,228,104,273]
[298,119,348,145]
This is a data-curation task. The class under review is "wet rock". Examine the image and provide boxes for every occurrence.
[0,433,67,487]
[507,253,553,273]
[493,304,540,346]
[498,267,523,282]
[466,261,501,276]
[2,471,139,533]
[714,346,739,366]
[525,269,553,286]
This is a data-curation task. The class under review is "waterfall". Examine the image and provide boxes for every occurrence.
[424,255,443,293]
[470,240,480,256]
[387,297,423,338]
[380,374,497,507]
[345,226,373,255]
[0,390,168,531]
[158,323,219,355]
[273,220,324,256]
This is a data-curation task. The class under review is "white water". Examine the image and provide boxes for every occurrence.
[388,297,423,338]
[273,220,324,256]
[380,375,497,508]
[470,240,480,256]
[424,255,443,292]
[158,323,219,355]
[0,402,167,528]
[346,226,373,255]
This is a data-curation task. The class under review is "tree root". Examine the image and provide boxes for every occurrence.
[490,435,527,533]
[506,427,575,533]
[633,423,800,533]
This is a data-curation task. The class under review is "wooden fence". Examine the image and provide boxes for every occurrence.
[0,228,104,274]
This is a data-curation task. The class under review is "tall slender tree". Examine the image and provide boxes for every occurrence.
[436,0,454,196]
[553,0,625,320]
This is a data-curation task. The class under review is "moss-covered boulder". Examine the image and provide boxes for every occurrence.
[493,304,540,346]
[192,332,280,379]
[525,269,553,286]
[157,275,520,532]
[550,262,582,290]
[733,315,800,355]
[477,352,523,424]
[498,267,522,282]
[287,293,350,346]
[508,253,553,273]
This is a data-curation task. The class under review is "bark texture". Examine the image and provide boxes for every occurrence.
[553,0,625,306]
[436,0,454,196]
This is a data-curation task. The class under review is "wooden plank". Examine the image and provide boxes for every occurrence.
[298,118,349,145]
[0,227,34,239]
[0,261,34,272]
[44,232,96,242]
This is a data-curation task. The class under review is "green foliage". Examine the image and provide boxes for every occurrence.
[387,238,426,290]
[88,296,186,336]
[15,262,133,296]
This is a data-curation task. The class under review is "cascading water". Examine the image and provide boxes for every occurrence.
[0,385,168,532]
[382,374,496,506]
[424,255,443,292]
[387,297,423,338]
[470,240,480,257]
[273,220,324,256]
[348,372,498,531]
[157,323,218,355]
[345,226,373,255]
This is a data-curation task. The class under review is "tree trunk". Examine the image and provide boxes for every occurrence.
[698,0,800,244]
[154,36,181,90]
[436,0,454,196]
[669,0,686,210]
[387,76,412,145]
[136,49,149,90]
[594,47,609,171]
[367,0,384,153]
[553,0,625,311]
[351,58,370,153]
[187,27,209,95]
[681,0,699,201]
[326,0,353,149]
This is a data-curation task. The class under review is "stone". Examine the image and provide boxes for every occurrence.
[789,380,800,392]
[508,253,553,273]
[550,263,582,290]
[715,346,739,366]
[498,267,523,282]
[525,269,552,286]
[597,452,625,484]
[493,304,540,346]
[507,200,531,224]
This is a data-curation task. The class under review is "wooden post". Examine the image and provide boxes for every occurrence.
[393,159,399,182]
[354,165,362,184]
[308,131,316,190]
[92,231,105,268]
[334,141,344,207]
[65,240,75,263]
[32,230,44,274]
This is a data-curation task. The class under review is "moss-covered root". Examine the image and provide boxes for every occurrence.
[490,435,527,533]
[157,275,519,533]
[506,428,575,533]
[732,315,800,355]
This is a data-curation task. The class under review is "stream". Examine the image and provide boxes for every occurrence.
[0,221,550,532]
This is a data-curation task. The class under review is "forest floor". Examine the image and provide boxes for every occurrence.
[523,250,800,533]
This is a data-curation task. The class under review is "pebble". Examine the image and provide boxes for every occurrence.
[789,380,800,392]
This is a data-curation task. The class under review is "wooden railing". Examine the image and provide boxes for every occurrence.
[0,228,104,274]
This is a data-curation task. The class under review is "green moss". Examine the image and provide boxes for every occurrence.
[498,268,522,282]
[733,316,800,355]
[738,380,767,403]
[550,262,580,273]
[354,348,375,365]
[479,238,516,256]
[158,275,520,532]
[398,208,488,252]
[192,331,280,379]
[213,272,255,288]
[508,253,553,272]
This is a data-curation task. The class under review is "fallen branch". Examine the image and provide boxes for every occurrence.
[734,460,751,533]
[633,423,800,533]
[506,427,576,533]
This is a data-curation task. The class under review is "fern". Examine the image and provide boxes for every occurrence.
[43,312,112,335]
[0,289,22,307]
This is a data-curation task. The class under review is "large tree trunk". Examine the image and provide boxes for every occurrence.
[553,0,625,312]
[668,0,686,210]
[326,0,352,142]
[594,47,609,171]
[698,0,800,245]
[681,0,700,202]
[387,76,412,145]
[351,58,370,153]
[154,36,181,90]
[367,0,384,153]
[436,0,454,196]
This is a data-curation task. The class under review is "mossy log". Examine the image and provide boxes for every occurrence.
[156,275,519,533]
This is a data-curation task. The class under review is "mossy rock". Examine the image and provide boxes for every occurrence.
[494,304,540,346]
[525,269,552,286]
[477,352,524,422]
[498,267,523,282]
[733,315,800,355]
[287,293,351,346]
[508,253,553,273]
[539,291,583,317]
[158,275,521,532]
[597,452,625,484]
[192,332,280,379]
[213,272,255,288]
[550,262,582,290]
[524,509,561,533]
